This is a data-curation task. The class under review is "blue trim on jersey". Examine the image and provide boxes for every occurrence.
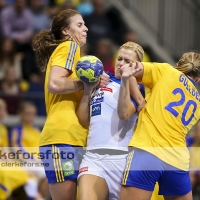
[9,125,35,160]
[71,43,78,70]
[122,148,192,196]
[106,71,145,111]
[106,72,137,109]
[138,83,145,98]
[64,42,78,70]
[0,183,8,191]
[106,71,121,84]
[187,76,196,86]
[186,136,195,147]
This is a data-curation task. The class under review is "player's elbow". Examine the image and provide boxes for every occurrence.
[78,118,89,127]
[117,110,130,120]
[76,111,89,127]
[48,80,61,94]
[117,105,136,120]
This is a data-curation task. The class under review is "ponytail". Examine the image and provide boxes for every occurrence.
[175,52,200,77]
[32,30,67,72]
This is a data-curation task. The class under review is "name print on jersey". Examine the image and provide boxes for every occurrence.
[91,91,104,105]
[179,74,200,101]
[165,74,200,126]
[100,87,113,92]
[91,103,101,116]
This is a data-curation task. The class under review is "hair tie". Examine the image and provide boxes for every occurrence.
[190,62,195,70]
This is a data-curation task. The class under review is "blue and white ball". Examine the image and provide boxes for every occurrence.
[76,55,104,83]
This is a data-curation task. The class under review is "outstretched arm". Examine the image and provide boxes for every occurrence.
[118,62,145,119]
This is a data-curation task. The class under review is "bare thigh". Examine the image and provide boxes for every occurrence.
[164,191,193,200]
[49,179,77,200]
[120,186,153,200]
[78,174,109,200]
[120,186,193,200]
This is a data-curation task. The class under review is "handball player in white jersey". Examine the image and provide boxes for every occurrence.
[76,42,145,200]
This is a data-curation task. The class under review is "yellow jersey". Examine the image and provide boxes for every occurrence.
[129,62,200,171]
[0,124,29,199]
[10,124,41,161]
[0,124,8,147]
[40,41,88,147]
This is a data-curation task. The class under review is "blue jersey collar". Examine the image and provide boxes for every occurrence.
[106,71,121,84]
[187,76,196,86]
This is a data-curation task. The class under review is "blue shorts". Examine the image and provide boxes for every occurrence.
[122,148,192,196]
[39,144,84,183]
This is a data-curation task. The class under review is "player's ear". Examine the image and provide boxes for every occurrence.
[61,27,69,36]
[195,76,200,83]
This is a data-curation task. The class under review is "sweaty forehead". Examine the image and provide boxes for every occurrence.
[118,48,136,60]
[70,14,84,24]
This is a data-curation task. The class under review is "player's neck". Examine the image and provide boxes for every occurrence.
[187,75,198,83]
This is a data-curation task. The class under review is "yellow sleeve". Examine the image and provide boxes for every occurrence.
[0,125,8,147]
[141,62,172,89]
[0,168,28,199]
[52,41,79,71]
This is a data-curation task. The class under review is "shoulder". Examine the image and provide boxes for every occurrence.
[52,41,79,56]
[0,124,8,133]
[58,41,79,49]
[142,62,174,74]
[142,62,172,68]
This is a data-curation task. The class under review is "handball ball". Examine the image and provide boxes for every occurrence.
[76,55,104,84]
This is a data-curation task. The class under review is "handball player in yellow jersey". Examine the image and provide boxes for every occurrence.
[32,9,109,200]
[118,52,200,200]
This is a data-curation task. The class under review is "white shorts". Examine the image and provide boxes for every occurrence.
[78,151,127,200]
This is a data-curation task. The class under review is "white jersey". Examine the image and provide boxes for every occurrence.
[86,73,142,151]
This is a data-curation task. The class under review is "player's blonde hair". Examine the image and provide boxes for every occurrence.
[175,51,200,77]
[32,9,80,72]
[119,42,144,62]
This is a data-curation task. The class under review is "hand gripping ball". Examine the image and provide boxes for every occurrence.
[75,55,104,83]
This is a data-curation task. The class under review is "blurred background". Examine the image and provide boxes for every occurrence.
[0,0,200,199]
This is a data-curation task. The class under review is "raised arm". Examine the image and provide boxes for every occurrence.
[129,76,146,112]
[76,82,99,127]
[118,77,136,120]
[120,62,144,82]
[118,62,145,119]
[76,71,109,126]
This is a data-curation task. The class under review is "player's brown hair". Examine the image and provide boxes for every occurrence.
[175,51,200,78]
[18,101,36,113]
[119,42,144,62]
[32,9,80,72]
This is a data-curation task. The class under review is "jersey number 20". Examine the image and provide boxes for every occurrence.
[165,88,197,126]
